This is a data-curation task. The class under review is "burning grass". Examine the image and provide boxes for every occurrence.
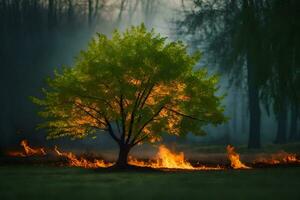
[6,140,46,157]
[5,140,300,171]
[226,145,251,169]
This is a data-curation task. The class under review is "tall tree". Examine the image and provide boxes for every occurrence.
[0,0,109,149]
[178,0,270,148]
[32,25,226,168]
[261,0,300,143]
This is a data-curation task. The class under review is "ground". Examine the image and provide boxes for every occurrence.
[1,165,300,200]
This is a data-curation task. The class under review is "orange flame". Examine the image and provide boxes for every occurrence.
[128,145,223,170]
[54,146,113,168]
[21,140,46,156]
[254,151,300,165]
[6,140,46,157]
[226,145,251,169]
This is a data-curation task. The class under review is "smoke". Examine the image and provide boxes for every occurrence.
[0,0,285,152]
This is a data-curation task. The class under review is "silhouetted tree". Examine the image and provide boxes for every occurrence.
[260,0,300,143]
[178,0,271,148]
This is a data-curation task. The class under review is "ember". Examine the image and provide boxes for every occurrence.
[254,151,300,165]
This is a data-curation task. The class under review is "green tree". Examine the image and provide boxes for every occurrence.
[32,25,226,168]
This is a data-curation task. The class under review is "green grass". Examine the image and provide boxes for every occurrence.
[1,165,300,200]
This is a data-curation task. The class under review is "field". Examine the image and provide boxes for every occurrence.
[1,165,300,200]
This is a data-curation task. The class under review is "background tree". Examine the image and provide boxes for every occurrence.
[32,25,226,168]
[260,0,300,143]
[0,0,108,150]
[178,0,272,148]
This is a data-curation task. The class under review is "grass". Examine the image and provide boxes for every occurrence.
[1,165,300,200]
[177,141,300,154]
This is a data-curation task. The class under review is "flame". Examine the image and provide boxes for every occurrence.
[21,140,46,156]
[54,146,113,168]
[6,140,46,157]
[128,145,223,170]
[226,145,251,169]
[254,151,300,165]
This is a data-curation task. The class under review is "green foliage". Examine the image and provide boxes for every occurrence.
[32,24,226,146]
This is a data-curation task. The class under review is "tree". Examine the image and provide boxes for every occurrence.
[0,0,110,149]
[32,25,226,168]
[260,0,300,143]
[178,0,271,148]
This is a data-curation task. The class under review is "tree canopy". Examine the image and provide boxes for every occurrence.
[32,24,226,167]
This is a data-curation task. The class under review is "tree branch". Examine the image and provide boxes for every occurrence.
[126,85,145,144]
[130,104,165,145]
[119,95,126,144]
[164,106,206,122]
[74,102,106,126]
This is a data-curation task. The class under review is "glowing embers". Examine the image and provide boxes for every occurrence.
[6,140,46,157]
[254,151,300,165]
[54,146,113,168]
[128,145,223,170]
[226,145,251,169]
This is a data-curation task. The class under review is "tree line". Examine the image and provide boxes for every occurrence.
[178,0,300,148]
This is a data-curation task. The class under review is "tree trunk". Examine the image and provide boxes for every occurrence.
[115,144,131,168]
[247,58,261,149]
[289,103,298,141]
[88,0,93,28]
[232,88,237,141]
[274,95,288,144]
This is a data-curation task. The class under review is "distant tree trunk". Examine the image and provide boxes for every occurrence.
[274,89,288,144]
[247,58,261,149]
[241,90,247,135]
[67,0,73,23]
[232,88,237,139]
[88,0,93,28]
[289,103,298,140]
[117,0,126,26]
[128,0,139,24]
[48,0,54,29]
[115,144,131,168]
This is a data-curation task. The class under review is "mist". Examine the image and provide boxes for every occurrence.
[0,0,299,153]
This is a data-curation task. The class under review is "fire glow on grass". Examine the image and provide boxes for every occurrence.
[254,151,300,165]
[7,140,222,170]
[54,145,223,170]
[7,140,300,170]
[54,146,113,168]
[128,145,223,170]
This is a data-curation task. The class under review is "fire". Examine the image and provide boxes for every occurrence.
[54,146,113,168]
[128,145,223,170]
[7,139,300,170]
[226,145,251,169]
[254,151,300,165]
[21,140,46,156]
[8,139,276,171]
[6,140,46,157]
